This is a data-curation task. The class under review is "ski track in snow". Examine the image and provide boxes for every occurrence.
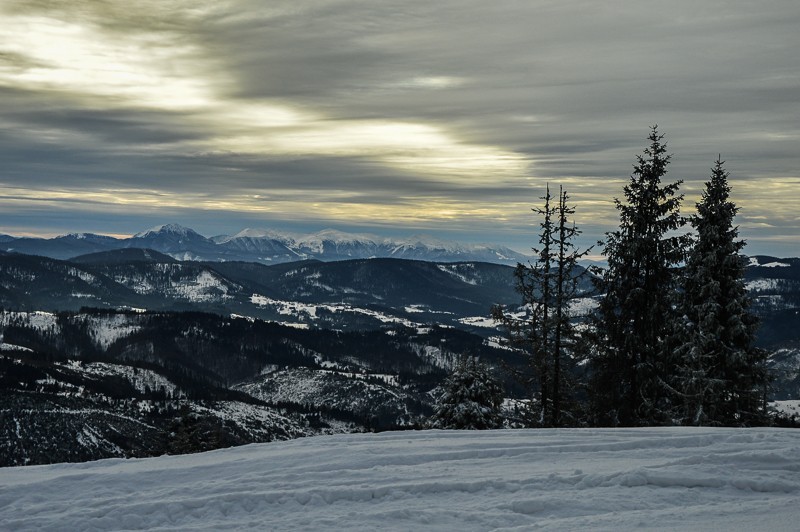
[1,428,799,531]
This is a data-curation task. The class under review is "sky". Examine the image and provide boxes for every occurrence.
[0,0,798,256]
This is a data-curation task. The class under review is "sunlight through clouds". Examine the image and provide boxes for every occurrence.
[0,4,530,215]
[0,14,212,110]
[0,0,798,254]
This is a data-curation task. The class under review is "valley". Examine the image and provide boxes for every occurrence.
[1,243,799,466]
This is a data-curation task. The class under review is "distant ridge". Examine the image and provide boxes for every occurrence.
[71,248,177,265]
[132,223,200,239]
[0,223,531,265]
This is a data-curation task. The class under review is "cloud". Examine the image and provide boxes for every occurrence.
[0,0,798,256]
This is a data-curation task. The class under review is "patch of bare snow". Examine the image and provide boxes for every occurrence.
[68,360,182,397]
[771,400,800,417]
[250,294,417,327]
[485,336,515,351]
[458,316,497,328]
[0,343,34,352]
[84,315,141,350]
[69,292,96,299]
[747,279,779,291]
[172,270,233,302]
[437,264,478,285]
[67,267,98,285]
[0,311,59,335]
[280,322,310,329]
[567,297,599,317]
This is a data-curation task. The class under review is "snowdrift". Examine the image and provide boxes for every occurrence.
[2,428,799,531]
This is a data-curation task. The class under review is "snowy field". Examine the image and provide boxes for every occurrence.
[2,428,799,531]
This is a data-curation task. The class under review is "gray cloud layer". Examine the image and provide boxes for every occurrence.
[0,0,798,254]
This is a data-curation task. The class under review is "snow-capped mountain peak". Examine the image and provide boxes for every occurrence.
[56,233,117,242]
[233,228,274,239]
[299,229,382,246]
[0,223,532,265]
[395,234,465,252]
[133,224,200,239]
[226,228,297,243]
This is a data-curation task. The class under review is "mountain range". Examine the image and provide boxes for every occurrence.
[0,224,530,265]
[0,250,530,330]
[0,248,797,345]
[1,249,799,466]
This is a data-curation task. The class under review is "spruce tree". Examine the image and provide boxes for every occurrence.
[493,185,589,426]
[430,356,504,430]
[551,186,592,425]
[676,157,768,426]
[591,126,688,426]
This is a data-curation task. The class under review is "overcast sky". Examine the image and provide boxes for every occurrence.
[1,0,798,255]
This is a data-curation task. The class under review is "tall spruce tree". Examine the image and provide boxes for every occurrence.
[591,126,688,426]
[676,157,768,426]
[493,185,589,426]
[551,186,592,425]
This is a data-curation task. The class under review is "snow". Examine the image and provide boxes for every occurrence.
[280,322,310,329]
[250,293,418,327]
[298,229,382,251]
[567,297,599,317]
[69,292,96,299]
[747,257,791,268]
[238,367,406,416]
[458,315,498,328]
[0,311,59,334]
[65,360,182,397]
[771,400,800,417]
[67,267,97,284]
[485,336,515,352]
[232,228,294,241]
[171,270,233,302]
[437,263,478,285]
[169,251,201,261]
[251,294,319,318]
[411,344,458,370]
[84,314,141,350]
[2,428,799,531]
[133,223,197,238]
[120,307,147,313]
[394,234,465,253]
[746,279,779,291]
[0,342,34,352]
[405,304,453,316]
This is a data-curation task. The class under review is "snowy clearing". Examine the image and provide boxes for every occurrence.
[250,293,419,327]
[772,400,800,417]
[1,428,799,531]
[458,315,498,328]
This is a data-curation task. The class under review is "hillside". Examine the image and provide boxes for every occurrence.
[2,428,798,530]
[0,252,529,330]
[1,252,800,466]
[0,309,524,465]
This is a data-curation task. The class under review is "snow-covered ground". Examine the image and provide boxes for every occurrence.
[772,400,800,417]
[250,293,419,327]
[2,428,798,531]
